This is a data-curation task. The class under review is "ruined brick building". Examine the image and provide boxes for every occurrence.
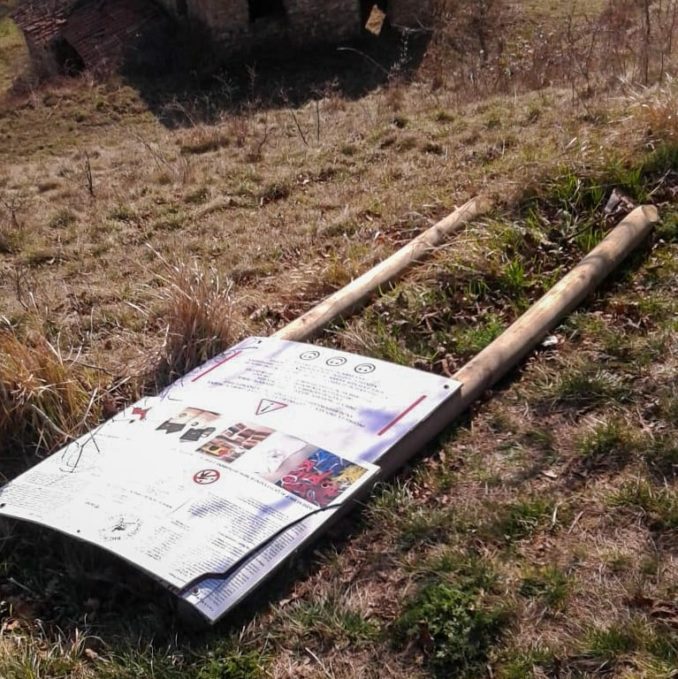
[13,0,432,73]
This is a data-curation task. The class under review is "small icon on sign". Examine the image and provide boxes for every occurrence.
[354,363,376,374]
[256,399,288,415]
[326,356,347,367]
[193,469,220,485]
[300,350,320,361]
[132,406,150,421]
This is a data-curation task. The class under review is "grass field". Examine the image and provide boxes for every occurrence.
[0,1,677,677]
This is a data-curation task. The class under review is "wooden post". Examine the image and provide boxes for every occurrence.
[274,197,490,342]
[378,205,660,475]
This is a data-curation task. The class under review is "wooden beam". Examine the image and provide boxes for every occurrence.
[273,197,490,342]
[379,205,660,476]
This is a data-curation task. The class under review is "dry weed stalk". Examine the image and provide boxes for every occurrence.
[153,259,243,386]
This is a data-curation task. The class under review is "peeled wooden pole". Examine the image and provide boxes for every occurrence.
[379,205,660,476]
[274,197,490,342]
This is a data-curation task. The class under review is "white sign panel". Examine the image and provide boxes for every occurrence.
[0,337,460,623]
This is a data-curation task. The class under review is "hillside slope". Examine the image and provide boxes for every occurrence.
[0,1,676,677]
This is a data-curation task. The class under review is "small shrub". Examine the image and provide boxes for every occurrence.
[434,109,455,123]
[0,224,23,253]
[184,187,209,205]
[258,181,290,205]
[640,87,678,143]
[394,582,508,678]
[48,208,77,229]
[196,650,267,679]
[422,141,444,155]
[108,205,137,222]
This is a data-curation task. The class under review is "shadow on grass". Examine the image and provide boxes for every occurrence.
[0,492,377,665]
[0,423,456,671]
[121,23,431,129]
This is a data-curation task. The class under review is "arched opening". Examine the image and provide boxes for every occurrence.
[248,0,286,22]
[52,37,85,75]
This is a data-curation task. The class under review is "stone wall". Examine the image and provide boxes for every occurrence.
[164,0,363,53]
[387,0,433,28]
[286,0,361,45]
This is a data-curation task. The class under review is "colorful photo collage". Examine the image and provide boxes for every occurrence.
[155,406,365,508]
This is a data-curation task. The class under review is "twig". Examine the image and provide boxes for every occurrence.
[304,648,334,679]
[315,99,321,144]
[290,111,308,146]
[84,151,95,197]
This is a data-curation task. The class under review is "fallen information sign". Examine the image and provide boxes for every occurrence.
[0,337,460,623]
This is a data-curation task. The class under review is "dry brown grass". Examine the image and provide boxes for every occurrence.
[151,258,245,386]
[636,79,678,142]
[0,326,102,466]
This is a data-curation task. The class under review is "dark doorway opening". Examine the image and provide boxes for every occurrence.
[52,37,85,75]
[248,0,286,22]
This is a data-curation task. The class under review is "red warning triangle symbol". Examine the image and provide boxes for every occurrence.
[256,399,288,415]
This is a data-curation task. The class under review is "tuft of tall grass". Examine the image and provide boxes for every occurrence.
[153,260,243,387]
[637,81,678,143]
[0,330,100,464]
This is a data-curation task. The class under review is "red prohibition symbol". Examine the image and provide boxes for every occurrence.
[193,469,221,485]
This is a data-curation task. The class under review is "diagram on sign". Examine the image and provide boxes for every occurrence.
[100,514,142,541]
[256,399,288,416]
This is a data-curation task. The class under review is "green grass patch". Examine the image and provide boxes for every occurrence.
[610,480,678,532]
[518,565,570,609]
[284,596,380,648]
[394,579,508,678]
[483,497,555,543]
[495,647,555,679]
[543,361,632,408]
[0,16,25,93]
[575,419,638,473]
[643,435,678,479]
[395,506,459,550]
[581,618,677,670]
[452,314,505,357]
